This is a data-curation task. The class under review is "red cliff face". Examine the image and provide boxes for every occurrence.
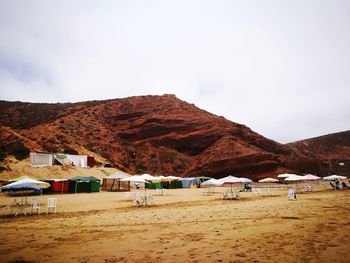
[0,95,325,179]
[287,131,350,177]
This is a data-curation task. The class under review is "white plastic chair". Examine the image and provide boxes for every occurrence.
[222,190,229,200]
[146,195,155,206]
[267,187,273,196]
[288,189,297,200]
[46,198,57,214]
[232,190,241,200]
[134,194,144,207]
[252,188,261,197]
[31,198,40,215]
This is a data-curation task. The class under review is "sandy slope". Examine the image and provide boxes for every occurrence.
[0,186,349,263]
[0,157,127,181]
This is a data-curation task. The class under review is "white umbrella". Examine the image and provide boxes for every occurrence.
[302,174,321,180]
[258,178,279,183]
[285,175,304,181]
[240,178,253,183]
[323,175,347,181]
[277,173,297,178]
[3,178,50,189]
[218,175,241,184]
[201,179,223,187]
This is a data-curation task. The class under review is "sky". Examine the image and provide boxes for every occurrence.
[0,0,349,143]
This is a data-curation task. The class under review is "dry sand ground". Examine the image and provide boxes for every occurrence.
[0,185,350,263]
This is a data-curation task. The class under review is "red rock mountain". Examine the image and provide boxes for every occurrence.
[287,130,350,177]
[0,95,329,179]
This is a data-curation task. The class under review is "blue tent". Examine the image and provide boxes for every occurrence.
[181,178,201,188]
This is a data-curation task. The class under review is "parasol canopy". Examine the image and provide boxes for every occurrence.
[2,183,41,192]
[277,173,297,178]
[201,179,223,187]
[218,175,242,184]
[3,178,50,189]
[285,175,304,181]
[323,175,347,181]
[258,178,279,183]
[303,174,321,180]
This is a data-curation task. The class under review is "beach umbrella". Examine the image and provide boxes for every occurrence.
[285,175,304,181]
[2,183,41,192]
[258,178,279,183]
[218,175,241,184]
[277,173,297,178]
[323,175,347,181]
[240,178,253,183]
[8,175,38,182]
[302,174,321,180]
[2,183,41,203]
[218,175,242,192]
[201,179,223,187]
[4,178,50,189]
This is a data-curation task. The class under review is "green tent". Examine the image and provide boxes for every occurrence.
[69,176,101,193]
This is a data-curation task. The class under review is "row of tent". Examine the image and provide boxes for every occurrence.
[1,176,101,194]
[102,173,207,191]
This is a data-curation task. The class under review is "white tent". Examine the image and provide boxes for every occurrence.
[323,175,347,180]
[30,152,53,166]
[139,174,161,182]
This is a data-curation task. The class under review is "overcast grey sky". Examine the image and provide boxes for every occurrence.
[0,0,349,143]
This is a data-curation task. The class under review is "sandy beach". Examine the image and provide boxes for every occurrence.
[1,186,349,263]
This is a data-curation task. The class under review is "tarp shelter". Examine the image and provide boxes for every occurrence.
[181,178,201,188]
[102,173,130,192]
[30,152,53,166]
[30,152,89,168]
[54,154,88,168]
[69,176,101,193]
